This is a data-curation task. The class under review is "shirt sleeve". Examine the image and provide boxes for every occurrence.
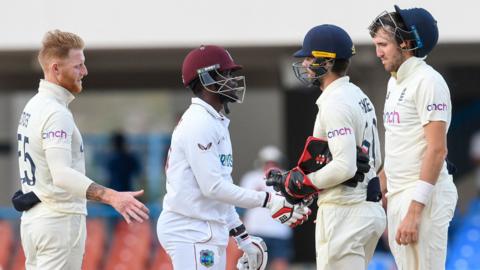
[42,109,74,150]
[415,76,451,126]
[308,104,357,189]
[225,205,243,231]
[45,147,93,198]
[184,120,266,209]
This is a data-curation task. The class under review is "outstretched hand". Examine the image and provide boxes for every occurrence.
[110,189,150,224]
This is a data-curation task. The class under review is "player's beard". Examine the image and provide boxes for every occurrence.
[220,90,238,103]
[383,46,407,73]
[58,70,83,94]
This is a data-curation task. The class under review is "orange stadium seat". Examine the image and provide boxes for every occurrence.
[149,245,173,270]
[10,244,25,270]
[104,221,152,270]
[82,218,107,270]
[0,221,14,269]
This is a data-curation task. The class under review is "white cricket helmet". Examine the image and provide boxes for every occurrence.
[237,236,268,270]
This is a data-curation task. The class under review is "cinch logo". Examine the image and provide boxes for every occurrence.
[427,103,447,111]
[42,130,67,139]
[384,110,400,124]
[327,127,352,138]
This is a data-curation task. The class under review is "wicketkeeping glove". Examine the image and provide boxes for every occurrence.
[265,167,320,205]
[295,136,371,188]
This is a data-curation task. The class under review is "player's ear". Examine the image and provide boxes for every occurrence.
[51,62,59,75]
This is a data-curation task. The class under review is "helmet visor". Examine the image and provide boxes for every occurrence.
[292,58,334,87]
[198,65,246,103]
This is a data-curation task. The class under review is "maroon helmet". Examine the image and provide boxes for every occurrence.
[181,45,246,103]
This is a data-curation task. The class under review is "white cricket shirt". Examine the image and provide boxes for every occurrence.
[161,98,265,234]
[309,76,382,205]
[383,57,452,196]
[17,80,88,215]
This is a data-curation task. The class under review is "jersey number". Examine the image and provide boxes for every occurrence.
[18,134,36,186]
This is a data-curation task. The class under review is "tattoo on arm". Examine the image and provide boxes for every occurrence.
[86,182,107,202]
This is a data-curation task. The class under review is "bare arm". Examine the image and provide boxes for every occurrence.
[86,182,109,202]
[406,121,447,215]
[396,121,447,245]
[378,169,387,195]
[86,182,150,224]
[419,121,448,186]
[378,168,388,209]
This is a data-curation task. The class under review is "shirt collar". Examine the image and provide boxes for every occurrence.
[191,97,227,121]
[316,76,350,105]
[392,57,424,84]
[38,79,75,106]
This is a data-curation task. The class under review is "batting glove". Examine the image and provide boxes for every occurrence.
[236,236,268,270]
[234,231,261,270]
[263,192,312,228]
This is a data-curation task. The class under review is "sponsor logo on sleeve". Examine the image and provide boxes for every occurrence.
[426,103,447,111]
[327,127,352,138]
[42,130,68,140]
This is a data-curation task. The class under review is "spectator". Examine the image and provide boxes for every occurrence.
[106,132,142,193]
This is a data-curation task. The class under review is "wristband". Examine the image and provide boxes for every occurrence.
[412,180,434,205]
[229,224,246,237]
[262,192,270,208]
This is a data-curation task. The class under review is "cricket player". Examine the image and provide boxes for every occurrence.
[271,24,387,269]
[156,45,310,270]
[369,5,458,270]
[13,30,149,270]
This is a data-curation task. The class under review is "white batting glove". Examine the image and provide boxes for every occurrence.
[237,236,268,270]
[234,232,260,270]
[264,192,311,227]
[290,204,312,227]
[236,255,249,270]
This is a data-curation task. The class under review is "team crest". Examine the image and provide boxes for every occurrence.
[198,142,212,151]
[199,249,215,267]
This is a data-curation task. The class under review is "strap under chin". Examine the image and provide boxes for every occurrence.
[223,102,230,114]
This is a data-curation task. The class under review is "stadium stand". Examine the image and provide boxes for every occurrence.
[0,221,13,269]
[82,219,107,270]
[446,199,480,270]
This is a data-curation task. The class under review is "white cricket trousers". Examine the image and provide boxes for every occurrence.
[157,211,229,269]
[315,201,386,270]
[20,203,86,270]
[387,178,457,270]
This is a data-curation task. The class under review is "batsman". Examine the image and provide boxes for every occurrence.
[267,25,386,269]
